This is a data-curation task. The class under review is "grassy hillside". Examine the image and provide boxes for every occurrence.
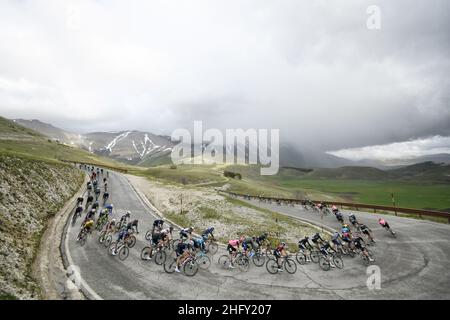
[0,116,130,170]
[0,154,84,299]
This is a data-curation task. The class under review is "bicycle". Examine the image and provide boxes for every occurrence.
[218,252,250,272]
[204,238,218,255]
[266,255,297,274]
[318,252,344,271]
[296,248,313,265]
[108,240,130,261]
[355,247,376,265]
[194,250,211,270]
[164,251,199,276]
[77,229,88,246]
[98,230,114,247]
[141,243,167,265]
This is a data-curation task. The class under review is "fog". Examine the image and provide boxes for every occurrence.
[0,0,449,159]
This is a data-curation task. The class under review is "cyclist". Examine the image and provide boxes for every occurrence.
[331,232,343,251]
[331,205,339,214]
[180,227,194,240]
[311,232,325,250]
[126,219,139,234]
[297,236,313,262]
[160,226,174,246]
[174,240,194,273]
[104,218,116,233]
[92,200,99,211]
[152,219,164,233]
[227,239,240,269]
[85,195,94,209]
[76,196,84,206]
[319,241,337,268]
[378,218,391,230]
[341,224,351,234]
[201,226,215,241]
[359,224,375,243]
[192,236,206,252]
[349,213,358,227]
[335,210,344,223]
[256,232,268,244]
[102,191,109,203]
[105,204,114,214]
[74,204,83,217]
[274,242,288,272]
[87,182,92,192]
[353,235,374,262]
[85,208,96,220]
[119,211,131,228]
[94,187,101,200]
[78,218,94,240]
[241,236,258,256]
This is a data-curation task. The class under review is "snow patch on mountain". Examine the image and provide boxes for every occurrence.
[105,131,131,152]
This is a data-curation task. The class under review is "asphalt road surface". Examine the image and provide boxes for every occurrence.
[66,170,450,299]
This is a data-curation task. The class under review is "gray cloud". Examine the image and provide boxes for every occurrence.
[0,0,449,154]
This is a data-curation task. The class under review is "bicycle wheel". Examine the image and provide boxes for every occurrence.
[119,246,129,261]
[104,235,112,248]
[197,255,211,270]
[183,260,199,277]
[127,235,136,248]
[218,255,231,269]
[333,255,344,269]
[297,252,308,265]
[145,230,152,241]
[310,251,320,263]
[237,256,250,272]
[164,258,177,274]
[173,239,181,248]
[284,258,297,274]
[141,246,152,261]
[155,250,166,265]
[252,252,265,267]
[207,242,218,255]
[319,257,331,271]
[266,259,278,274]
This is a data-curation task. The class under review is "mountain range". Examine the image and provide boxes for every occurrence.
[12,118,450,169]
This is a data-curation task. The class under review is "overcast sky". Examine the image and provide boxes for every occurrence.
[0,0,449,160]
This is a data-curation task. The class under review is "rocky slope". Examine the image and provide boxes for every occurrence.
[0,155,83,299]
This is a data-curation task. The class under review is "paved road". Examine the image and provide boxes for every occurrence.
[66,170,450,299]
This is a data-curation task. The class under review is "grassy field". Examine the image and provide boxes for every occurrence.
[278,179,450,211]
[132,162,450,211]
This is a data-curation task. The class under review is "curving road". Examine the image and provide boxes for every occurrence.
[65,170,450,300]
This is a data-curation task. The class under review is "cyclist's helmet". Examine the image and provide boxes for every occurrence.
[126,211,131,216]
[281,242,286,246]
[189,227,194,232]
[209,226,215,231]
[111,218,116,223]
